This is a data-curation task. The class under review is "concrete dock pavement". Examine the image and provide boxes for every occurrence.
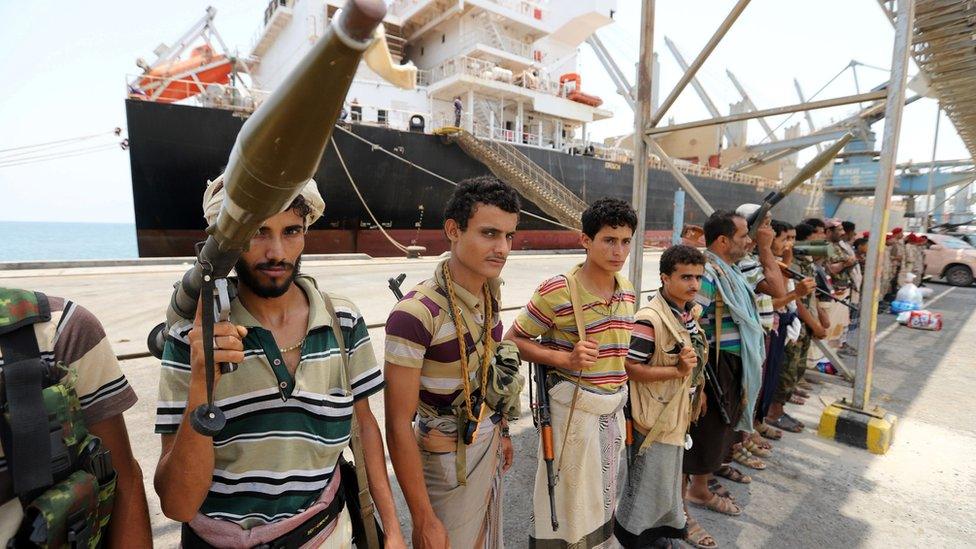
[2,254,974,547]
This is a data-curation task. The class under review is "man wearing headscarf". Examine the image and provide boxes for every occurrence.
[154,177,406,548]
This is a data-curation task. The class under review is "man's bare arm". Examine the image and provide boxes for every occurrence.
[383,362,447,546]
[88,415,152,548]
[353,399,405,545]
[503,327,596,372]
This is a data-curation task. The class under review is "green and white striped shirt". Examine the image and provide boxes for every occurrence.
[155,276,383,528]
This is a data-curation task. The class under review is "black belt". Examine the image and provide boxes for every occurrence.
[181,489,345,549]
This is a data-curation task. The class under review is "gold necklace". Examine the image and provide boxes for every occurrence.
[279,337,305,354]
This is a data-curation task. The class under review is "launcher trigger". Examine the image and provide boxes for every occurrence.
[214,278,238,374]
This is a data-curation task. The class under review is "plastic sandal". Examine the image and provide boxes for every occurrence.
[733,447,766,470]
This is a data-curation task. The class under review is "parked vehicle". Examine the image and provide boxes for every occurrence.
[924,233,976,286]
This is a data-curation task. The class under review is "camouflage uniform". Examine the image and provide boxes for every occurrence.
[0,288,129,548]
[774,255,819,403]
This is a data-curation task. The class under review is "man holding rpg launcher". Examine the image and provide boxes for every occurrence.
[154,180,404,548]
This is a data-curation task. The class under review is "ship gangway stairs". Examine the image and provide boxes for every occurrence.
[440,128,588,230]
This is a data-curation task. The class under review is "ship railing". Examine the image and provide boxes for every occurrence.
[460,28,533,60]
[346,105,431,132]
[263,0,294,26]
[476,137,586,214]
[481,0,548,21]
[427,55,560,96]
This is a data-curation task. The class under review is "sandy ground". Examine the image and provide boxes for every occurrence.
[3,254,974,548]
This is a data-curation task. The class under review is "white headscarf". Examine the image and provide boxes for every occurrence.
[202,174,325,228]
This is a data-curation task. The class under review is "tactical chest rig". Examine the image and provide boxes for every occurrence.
[0,290,115,548]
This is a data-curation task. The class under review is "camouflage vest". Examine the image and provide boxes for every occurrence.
[0,288,115,548]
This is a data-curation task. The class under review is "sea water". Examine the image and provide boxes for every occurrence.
[0,221,138,262]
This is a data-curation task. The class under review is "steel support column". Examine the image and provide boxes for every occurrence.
[923,103,941,230]
[628,0,654,295]
[672,189,686,245]
[853,0,915,410]
[649,0,751,127]
[646,90,888,136]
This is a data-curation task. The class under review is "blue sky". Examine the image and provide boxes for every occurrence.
[0,0,966,223]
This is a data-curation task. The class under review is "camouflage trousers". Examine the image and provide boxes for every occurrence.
[774,333,812,404]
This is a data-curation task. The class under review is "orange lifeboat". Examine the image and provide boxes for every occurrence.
[559,73,603,108]
[136,45,233,103]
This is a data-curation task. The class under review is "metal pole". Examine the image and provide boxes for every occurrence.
[649,0,750,128]
[853,0,914,410]
[646,90,888,136]
[923,103,941,231]
[664,37,736,144]
[647,138,716,216]
[672,189,685,246]
[628,0,654,295]
[726,69,778,142]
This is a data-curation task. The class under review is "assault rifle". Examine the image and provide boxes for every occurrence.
[529,362,559,531]
[777,260,858,313]
[388,273,406,300]
[703,359,732,425]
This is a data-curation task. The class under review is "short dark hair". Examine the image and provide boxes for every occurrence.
[704,210,743,246]
[443,176,521,230]
[660,244,706,275]
[795,223,815,241]
[853,237,869,248]
[581,197,637,238]
[803,217,826,229]
[289,194,313,226]
[842,221,856,233]
[771,219,793,236]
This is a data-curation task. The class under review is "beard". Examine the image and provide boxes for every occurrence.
[235,256,302,298]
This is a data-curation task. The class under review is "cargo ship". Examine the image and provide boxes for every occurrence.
[125,0,895,257]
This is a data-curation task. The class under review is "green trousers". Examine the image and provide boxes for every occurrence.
[774,334,812,404]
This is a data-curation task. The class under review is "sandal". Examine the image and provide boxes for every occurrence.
[685,516,718,548]
[688,492,742,516]
[749,431,773,450]
[789,395,807,405]
[707,478,736,501]
[794,387,811,399]
[783,412,806,429]
[714,464,752,484]
[757,422,783,440]
[767,414,803,433]
[743,439,772,458]
[733,447,766,470]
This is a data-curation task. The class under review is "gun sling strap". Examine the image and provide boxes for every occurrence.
[0,291,53,497]
[322,294,381,549]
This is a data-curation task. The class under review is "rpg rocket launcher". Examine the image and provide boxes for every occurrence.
[145,0,388,436]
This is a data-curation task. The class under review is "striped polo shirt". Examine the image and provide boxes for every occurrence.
[155,276,383,529]
[0,294,138,503]
[512,264,636,394]
[384,262,503,427]
[737,256,773,332]
[695,261,761,355]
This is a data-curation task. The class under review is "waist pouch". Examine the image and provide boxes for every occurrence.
[181,489,345,549]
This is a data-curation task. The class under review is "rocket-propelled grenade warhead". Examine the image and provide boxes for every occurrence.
[169,0,387,323]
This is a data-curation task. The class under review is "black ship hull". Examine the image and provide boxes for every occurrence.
[125,99,838,257]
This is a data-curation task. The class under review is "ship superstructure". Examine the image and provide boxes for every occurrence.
[123,0,903,258]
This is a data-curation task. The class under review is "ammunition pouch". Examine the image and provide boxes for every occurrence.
[482,340,524,421]
[0,290,116,548]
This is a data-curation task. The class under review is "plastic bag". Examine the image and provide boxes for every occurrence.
[897,310,943,331]
[890,300,920,314]
[896,274,923,306]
